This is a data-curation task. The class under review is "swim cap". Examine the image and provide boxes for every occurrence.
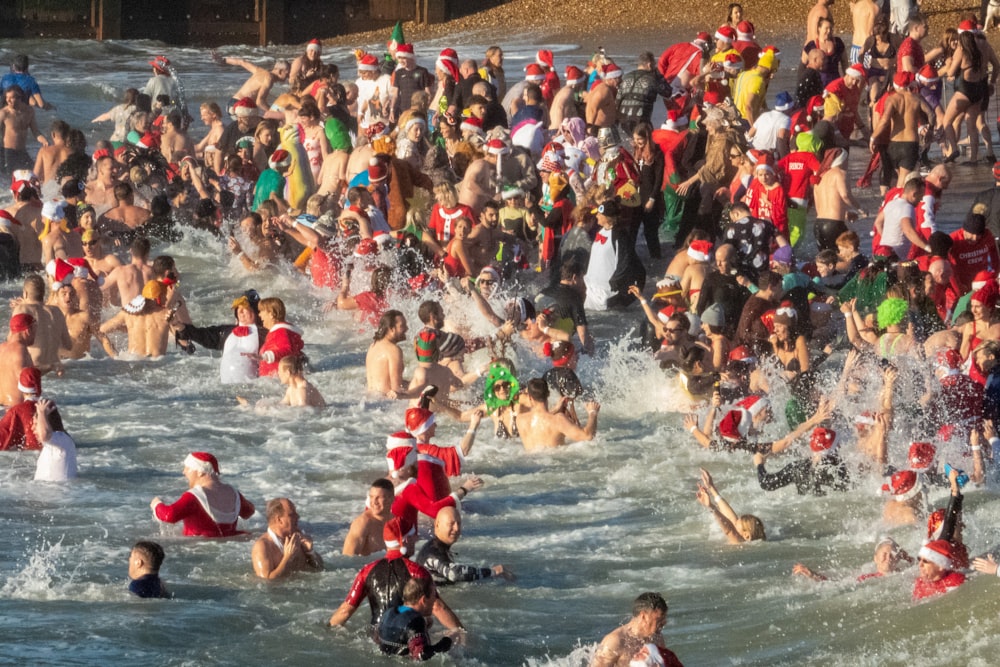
[184,452,220,476]
[9,312,34,333]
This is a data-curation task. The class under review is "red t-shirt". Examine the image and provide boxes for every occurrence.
[743,179,790,236]
[949,229,1000,292]
[777,151,821,200]
[897,37,925,72]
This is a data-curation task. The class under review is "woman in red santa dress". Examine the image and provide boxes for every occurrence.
[150,452,255,537]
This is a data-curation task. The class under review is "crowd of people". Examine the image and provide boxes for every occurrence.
[7,0,1000,661]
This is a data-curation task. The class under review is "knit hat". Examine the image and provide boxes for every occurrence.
[771,244,793,265]
[809,427,839,453]
[405,407,436,436]
[964,211,987,235]
[882,469,921,502]
[17,367,41,397]
[687,240,713,262]
[908,442,936,469]
[386,431,417,476]
[414,329,440,363]
[701,303,726,328]
[918,539,954,570]
[184,452,220,476]
[268,149,291,170]
[9,313,34,333]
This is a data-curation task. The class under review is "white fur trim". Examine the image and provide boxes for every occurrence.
[184,453,216,475]
[918,543,951,569]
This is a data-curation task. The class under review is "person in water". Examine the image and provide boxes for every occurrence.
[414,506,514,584]
[342,478,395,557]
[377,576,454,660]
[590,592,682,667]
[150,452,255,537]
[128,540,170,599]
[695,467,765,543]
[251,497,323,579]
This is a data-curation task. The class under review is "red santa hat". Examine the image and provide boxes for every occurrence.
[908,441,936,470]
[383,517,412,555]
[485,138,510,156]
[918,539,954,570]
[66,257,102,284]
[17,367,41,397]
[537,151,564,173]
[664,109,688,131]
[268,149,291,171]
[395,43,415,59]
[958,19,977,34]
[368,157,388,183]
[364,121,388,140]
[694,32,712,48]
[353,238,379,258]
[184,451,220,476]
[933,349,962,377]
[728,346,757,366]
[232,97,257,117]
[149,55,171,73]
[405,407,436,436]
[917,64,940,85]
[809,427,840,453]
[92,148,111,162]
[601,63,623,80]
[722,53,744,73]
[736,394,770,419]
[385,431,418,476]
[438,47,459,65]
[736,20,755,40]
[357,53,380,72]
[536,49,555,70]
[845,64,867,79]
[687,239,713,262]
[10,312,34,333]
[893,71,915,91]
[46,258,75,290]
[306,38,322,52]
[436,57,459,81]
[973,281,999,309]
[881,469,921,502]
[972,270,995,291]
[137,132,161,151]
[460,116,484,135]
[524,63,546,82]
[718,408,751,441]
[854,411,877,428]
[715,25,736,43]
[565,65,585,86]
[543,340,576,367]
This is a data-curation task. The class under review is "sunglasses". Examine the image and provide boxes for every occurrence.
[83,240,99,246]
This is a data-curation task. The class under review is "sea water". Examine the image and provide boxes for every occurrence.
[1,33,1000,667]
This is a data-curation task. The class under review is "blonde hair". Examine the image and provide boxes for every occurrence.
[738,515,766,541]
[434,182,458,209]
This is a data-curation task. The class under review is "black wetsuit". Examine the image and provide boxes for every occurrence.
[128,574,168,598]
[757,455,849,495]
[415,537,494,585]
[378,605,452,660]
[343,555,434,629]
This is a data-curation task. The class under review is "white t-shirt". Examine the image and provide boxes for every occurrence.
[35,431,78,482]
[751,110,792,152]
[880,197,916,257]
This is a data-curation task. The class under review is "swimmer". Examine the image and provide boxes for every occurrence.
[913,539,965,601]
[406,329,481,406]
[101,237,154,308]
[377,576,454,660]
[516,378,599,451]
[12,273,70,375]
[277,354,325,407]
[251,498,323,579]
[342,478,395,557]
[329,517,463,633]
[414,506,514,584]
[0,312,35,406]
[793,536,912,582]
[367,310,410,397]
[590,592,672,667]
[128,541,170,599]
[695,468,765,544]
[0,367,65,451]
[150,452,255,538]
[32,398,77,482]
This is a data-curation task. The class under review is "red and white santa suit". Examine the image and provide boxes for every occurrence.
[776,149,821,208]
[912,540,965,601]
[0,369,65,450]
[153,453,255,537]
[428,203,476,244]
[404,408,464,501]
[908,180,944,260]
[259,321,304,376]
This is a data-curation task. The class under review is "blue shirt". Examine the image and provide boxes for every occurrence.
[128,574,168,598]
[0,72,41,97]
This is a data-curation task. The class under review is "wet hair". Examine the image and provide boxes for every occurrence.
[165,110,182,129]
[668,312,690,329]
[468,94,489,109]
[815,249,837,266]
[836,230,859,250]
[371,477,395,493]
[151,255,176,277]
[16,185,37,202]
[417,300,443,325]
[371,265,392,297]
[265,498,293,524]
[113,181,133,202]
[525,377,550,402]
[632,592,668,616]
[23,274,45,300]
[633,121,653,142]
[50,119,70,140]
[61,179,85,199]
[278,353,305,375]
[681,345,707,373]
[729,202,751,218]
[200,101,222,118]
[150,194,171,217]
[738,515,766,541]
[131,237,151,258]
[4,84,25,103]
[959,30,982,73]
[560,258,583,281]
[927,231,953,257]
[132,541,165,571]
[402,575,433,605]
[258,297,286,323]
[755,269,781,291]
[122,88,139,107]
[374,309,404,342]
